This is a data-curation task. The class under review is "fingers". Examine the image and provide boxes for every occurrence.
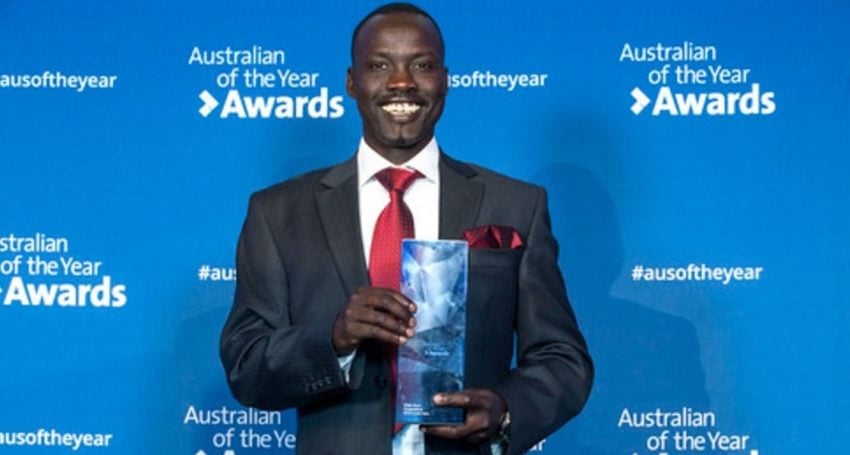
[352,289,415,336]
[353,321,409,345]
[433,389,505,411]
[433,392,473,408]
[332,287,417,354]
[422,390,507,442]
[364,290,416,326]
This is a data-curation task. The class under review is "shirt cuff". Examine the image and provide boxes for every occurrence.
[336,350,357,383]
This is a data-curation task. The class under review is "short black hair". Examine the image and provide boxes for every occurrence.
[350,2,445,63]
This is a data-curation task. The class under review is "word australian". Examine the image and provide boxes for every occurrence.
[183,405,282,426]
[0,233,68,254]
[618,407,716,428]
[620,41,717,63]
[189,46,285,66]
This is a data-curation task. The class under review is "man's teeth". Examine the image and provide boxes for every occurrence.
[382,103,420,115]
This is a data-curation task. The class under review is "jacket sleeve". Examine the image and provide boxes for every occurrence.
[493,187,594,454]
[219,192,356,410]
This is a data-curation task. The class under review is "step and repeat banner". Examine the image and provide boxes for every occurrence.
[2,1,848,454]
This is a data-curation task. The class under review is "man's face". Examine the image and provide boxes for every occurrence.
[347,12,447,163]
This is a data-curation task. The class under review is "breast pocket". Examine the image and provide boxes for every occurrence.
[468,248,522,270]
[467,248,522,325]
[465,248,522,386]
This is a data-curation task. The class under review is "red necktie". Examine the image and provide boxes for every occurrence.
[368,167,422,434]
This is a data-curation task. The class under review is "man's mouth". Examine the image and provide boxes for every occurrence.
[381,102,421,116]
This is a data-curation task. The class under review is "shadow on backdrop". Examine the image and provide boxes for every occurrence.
[533,163,709,454]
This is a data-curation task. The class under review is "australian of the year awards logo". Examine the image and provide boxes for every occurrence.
[0,233,127,308]
[189,45,345,120]
[618,407,762,455]
[620,41,776,117]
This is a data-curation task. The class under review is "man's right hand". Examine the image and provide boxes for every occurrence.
[332,286,416,355]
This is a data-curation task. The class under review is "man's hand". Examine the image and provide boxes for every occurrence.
[422,389,508,444]
[332,286,416,355]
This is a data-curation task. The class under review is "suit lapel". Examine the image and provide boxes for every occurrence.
[316,157,369,297]
[439,152,484,239]
[315,151,483,295]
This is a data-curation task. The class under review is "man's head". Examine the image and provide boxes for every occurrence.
[347,3,448,164]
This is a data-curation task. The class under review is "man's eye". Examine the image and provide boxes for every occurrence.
[414,61,434,71]
[368,62,388,71]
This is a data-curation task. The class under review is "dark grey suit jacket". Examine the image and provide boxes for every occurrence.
[220,153,593,454]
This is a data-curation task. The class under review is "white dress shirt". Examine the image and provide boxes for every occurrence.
[357,137,440,264]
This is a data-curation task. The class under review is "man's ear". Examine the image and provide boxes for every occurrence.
[346,67,356,98]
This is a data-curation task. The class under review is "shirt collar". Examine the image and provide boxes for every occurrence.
[356,137,440,188]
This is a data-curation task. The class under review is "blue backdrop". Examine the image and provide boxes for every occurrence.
[2,1,848,453]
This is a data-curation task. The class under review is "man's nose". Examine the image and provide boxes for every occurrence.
[387,66,416,91]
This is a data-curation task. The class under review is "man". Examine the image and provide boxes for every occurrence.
[220,3,593,454]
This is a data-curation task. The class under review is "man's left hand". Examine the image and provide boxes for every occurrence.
[421,389,507,444]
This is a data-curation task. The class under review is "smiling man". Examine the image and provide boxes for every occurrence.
[220,3,593,455]
[347,7,446,164]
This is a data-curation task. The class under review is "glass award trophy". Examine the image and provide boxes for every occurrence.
[396,239,468,424]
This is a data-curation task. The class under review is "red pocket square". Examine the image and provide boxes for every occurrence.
[462,225,524,250]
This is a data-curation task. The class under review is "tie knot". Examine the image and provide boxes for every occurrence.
[375,167,422,193]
